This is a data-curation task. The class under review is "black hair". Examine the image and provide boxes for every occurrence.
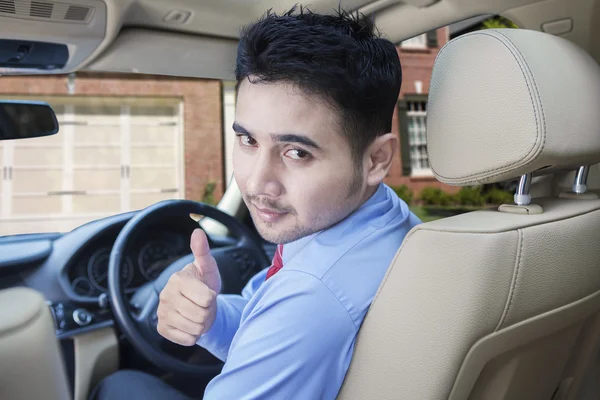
[235,6,402,164]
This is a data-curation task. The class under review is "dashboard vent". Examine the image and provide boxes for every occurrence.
[64,4,88,21]
[30,1,53,18]
[0,0,16,14]
[0,0,93,23]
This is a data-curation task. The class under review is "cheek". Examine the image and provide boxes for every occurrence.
[232,146,249,192]
[288,166,354,219]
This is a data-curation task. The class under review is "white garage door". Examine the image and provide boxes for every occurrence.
[0,96,184,235]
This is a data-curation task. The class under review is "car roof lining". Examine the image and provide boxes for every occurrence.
[0,0,596,78]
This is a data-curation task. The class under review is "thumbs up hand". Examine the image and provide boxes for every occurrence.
[189,228,222,294]
[157,229,221,346]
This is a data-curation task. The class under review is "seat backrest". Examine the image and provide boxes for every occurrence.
[0,287,71,400]
[338,28,600,400]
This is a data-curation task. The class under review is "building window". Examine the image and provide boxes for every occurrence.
[406,101,432,176]
[400,33,427,49]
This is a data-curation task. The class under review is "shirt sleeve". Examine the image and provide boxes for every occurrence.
[196,269,268,361]
[202,270,358,400]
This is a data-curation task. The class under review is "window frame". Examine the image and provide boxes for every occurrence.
[398,94,433,178]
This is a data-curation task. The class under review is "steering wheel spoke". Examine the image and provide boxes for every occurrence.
[133,289,159,326]
[216,245,267,294]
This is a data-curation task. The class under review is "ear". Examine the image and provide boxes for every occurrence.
[365,133,397,186]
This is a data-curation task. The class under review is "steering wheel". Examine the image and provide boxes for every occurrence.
[107,200,270,375]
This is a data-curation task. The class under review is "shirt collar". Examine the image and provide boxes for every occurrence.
[281,183,390,263]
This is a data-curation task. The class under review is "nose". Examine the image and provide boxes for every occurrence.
[246,151,283,198]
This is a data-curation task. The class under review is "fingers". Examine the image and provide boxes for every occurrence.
[180,280,215,308]
[157,325,198,347]
[169,295,211,324]
[157,267,218,345]
[157,289,208,344]
[167,268,215,308]
[157,308,204,336]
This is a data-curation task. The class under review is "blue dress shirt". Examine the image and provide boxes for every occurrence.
[198,183,421,399]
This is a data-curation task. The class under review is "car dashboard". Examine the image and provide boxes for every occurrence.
[66,223,192,298]
[0,210,232,339]
[0,206,275,346]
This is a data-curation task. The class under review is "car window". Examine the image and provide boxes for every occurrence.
[0,15,518,236]
[0,74,226,235]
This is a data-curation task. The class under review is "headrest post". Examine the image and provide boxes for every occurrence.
[573,166,590,194]
[514,173,533,206]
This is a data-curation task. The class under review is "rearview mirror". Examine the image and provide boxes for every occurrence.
[0,100,59,141]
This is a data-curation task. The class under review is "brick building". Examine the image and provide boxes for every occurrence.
[386,27,457,196]
[387,15,501,196]
[0,23,470,234]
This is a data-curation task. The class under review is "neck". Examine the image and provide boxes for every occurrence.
[322,183,382,234]
[358,184,379,207]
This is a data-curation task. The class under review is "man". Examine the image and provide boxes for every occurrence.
[92,6,421,399]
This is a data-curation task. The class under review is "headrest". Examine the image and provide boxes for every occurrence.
[426,29,600,186]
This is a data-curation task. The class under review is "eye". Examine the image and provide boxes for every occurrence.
[238,135,257,147]
[284,149,310,160]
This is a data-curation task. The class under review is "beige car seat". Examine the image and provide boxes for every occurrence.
[0,287,71,400]
[338,28,600,400]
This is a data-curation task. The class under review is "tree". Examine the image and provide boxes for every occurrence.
[201,181,217,205]
[481,16,518,30]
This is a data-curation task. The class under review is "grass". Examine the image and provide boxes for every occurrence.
[410,205,497,223]
[409,206,443,223]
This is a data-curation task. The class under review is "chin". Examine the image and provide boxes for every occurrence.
[250,214,278,242]
[255,224,286,244]
[253,220,307,245]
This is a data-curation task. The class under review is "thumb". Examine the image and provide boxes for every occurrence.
[189,229,220,291]
[190,228,212,276]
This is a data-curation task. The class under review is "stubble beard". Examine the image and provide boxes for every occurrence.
[247,167,364,245]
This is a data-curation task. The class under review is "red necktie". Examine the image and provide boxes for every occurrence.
[265,244,284,280]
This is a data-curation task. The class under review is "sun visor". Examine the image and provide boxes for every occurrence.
[85,28,239,81]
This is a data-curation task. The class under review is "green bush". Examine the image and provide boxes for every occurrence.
[391,185,414,205]
[417,185,512,208]
[455,186,485,207]
[419,187,453,206]
[484,188,514,205]
[202,181,217,205]
[481,16,519,30]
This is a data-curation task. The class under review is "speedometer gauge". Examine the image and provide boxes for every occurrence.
[138,240,178,280]
[88,248,134,291]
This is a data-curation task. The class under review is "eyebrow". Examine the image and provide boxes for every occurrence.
[232,122,322,150]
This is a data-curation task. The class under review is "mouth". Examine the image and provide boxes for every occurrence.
[252,204,288,223]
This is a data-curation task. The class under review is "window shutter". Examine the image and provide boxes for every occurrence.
[426,30,438,47]
[397,100,412,177]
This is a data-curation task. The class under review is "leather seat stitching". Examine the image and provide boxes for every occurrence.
[495,229,524,331]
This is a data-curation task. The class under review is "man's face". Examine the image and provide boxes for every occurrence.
[233,80,367,244]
